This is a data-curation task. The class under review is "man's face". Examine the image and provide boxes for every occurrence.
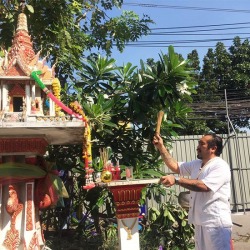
[197,135,215,160]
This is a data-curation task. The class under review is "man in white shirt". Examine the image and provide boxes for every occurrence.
[153,133,233,250]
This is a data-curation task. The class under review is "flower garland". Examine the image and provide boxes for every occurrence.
[69,101,94,187]
[83,124,94,181]
[52,78,62,116]
[69,101,86,118]
[121,218,137,240]
[69,101,89,163]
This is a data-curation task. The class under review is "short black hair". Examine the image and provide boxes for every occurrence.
[204,133,223,156]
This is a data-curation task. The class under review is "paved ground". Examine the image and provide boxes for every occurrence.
[231,212,250,250]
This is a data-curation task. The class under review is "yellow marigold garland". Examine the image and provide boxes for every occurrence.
[82,121,93,185]
[83,124,92,168]
[52,78,62,116]
[69,101,92,174]
[69,101,87,120]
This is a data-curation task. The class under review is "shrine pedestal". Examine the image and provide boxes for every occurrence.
[105,179,159,250]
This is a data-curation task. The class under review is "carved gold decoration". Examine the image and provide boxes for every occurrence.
[28,232,38,249]
[26,183,33,231]
[4,185,23,250]
[117,213,139,219]
[3,227,20,250]
[118,189,139,201]
[121,218,137,240]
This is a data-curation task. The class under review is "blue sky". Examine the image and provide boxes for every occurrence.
[101,0,250,67]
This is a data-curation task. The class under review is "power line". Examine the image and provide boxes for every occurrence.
[150,26,250,34]
[124,3,250,14]
[150,32,250,36]
[150,22,250,31]
[188,88,250,120]
[172,45,231,48]
[124,36,250,46]
[119,3,250,49]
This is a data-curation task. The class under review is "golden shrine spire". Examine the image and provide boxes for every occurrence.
[17,1,28,32]
[16,12,28,33]
[0,0,54,80]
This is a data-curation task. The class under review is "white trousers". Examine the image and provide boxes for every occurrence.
[195,225,232,250]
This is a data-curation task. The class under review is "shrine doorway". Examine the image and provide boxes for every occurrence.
[13,96,23,112]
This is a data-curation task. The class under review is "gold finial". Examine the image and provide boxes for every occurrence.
[16,12,28,32]
[20,0,26,13]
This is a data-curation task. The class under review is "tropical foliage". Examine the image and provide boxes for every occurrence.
[42,46,197,249]
[186,36,250,134]
[57,46,196,175]
[0,0,153,81]
[140,185,194,250]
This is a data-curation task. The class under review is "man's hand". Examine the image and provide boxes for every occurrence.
[153,134,180,174]
[160,175,176,187]
[161,175,211,192]
[153,133,164,150]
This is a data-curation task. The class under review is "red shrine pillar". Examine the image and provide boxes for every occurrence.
[0,137,48,249]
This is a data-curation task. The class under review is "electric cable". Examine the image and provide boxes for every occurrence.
[124,3,250,14]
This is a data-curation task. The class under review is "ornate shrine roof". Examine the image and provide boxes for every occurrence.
[0,13,54,82]
[0,10,85,145]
